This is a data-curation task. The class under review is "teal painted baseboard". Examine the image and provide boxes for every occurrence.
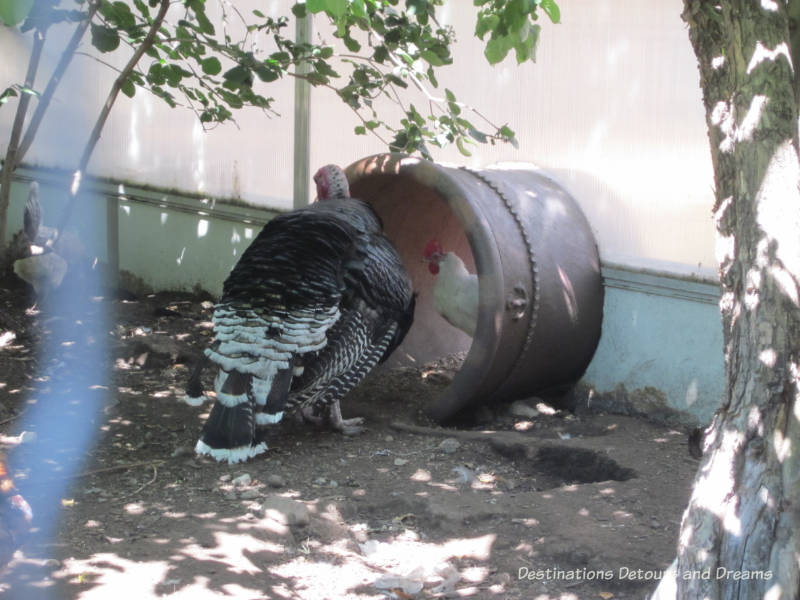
[581,265,724,424]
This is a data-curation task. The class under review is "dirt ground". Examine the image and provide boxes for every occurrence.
[0,275,700,600]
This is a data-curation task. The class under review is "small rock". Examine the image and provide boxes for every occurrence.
[394,458,408,466]
[42,559,61,569]
[329,480,338,488]
[374,567,425,595]
[223,491,237,501]
[200,300,214,310]
[219,474,231,482]
[266,474,285,488]
[171,446,193,458]
[509,400,539,419]
[439,438,461,454]
[384,435,394,443]
[313,477,327,486]
[232,473,252,487]
[240,489,260,500]
[650,518,661,529]
[452,466,476,485]
[261,496,309,527]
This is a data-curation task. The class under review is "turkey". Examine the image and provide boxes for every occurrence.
[189,164,415,463]
[423,239,478,337]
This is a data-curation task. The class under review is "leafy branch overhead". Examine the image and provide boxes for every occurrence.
[2,0,559,159]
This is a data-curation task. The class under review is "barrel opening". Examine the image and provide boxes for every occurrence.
[347,169,477,369]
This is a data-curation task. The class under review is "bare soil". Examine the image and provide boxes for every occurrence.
[0,276,699,600]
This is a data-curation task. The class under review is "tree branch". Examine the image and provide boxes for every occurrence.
[53,0,172,243]
[0,28,46,250]
[15,1,100,164]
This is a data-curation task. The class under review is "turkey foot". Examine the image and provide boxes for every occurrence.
[301,401,365,435]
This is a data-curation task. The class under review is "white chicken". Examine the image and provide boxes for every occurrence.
[423,239,478,337]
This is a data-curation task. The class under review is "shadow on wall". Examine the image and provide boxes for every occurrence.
[544,167,717,279]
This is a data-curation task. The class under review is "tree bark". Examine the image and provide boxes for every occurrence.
[655,2,800,598]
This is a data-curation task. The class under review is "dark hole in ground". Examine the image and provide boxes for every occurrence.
[534,445,637,484]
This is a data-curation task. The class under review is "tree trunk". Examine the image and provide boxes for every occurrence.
[655,2,800,598]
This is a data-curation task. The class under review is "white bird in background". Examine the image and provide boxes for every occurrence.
[423,239,479,337]
[23,181,41,244]
[13,182,68,300]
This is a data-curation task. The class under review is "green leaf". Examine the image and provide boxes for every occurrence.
[467,126,488,143]
[133,0,150,17]
[456,136,472,157]
[306,0,327,14]
[540,0,560,24]
[0,87,18,105]
[475,13,499,39]
[190,3,215,35]
[420,49,444,66]
[374,45,389,63]
[110,1,136,29]
[147,62,165,85]
[306,0,348,18]
[351,0,366,18]
[223,65,252,87]
[201,56,222,75]
[326,0,347,18]
[165,64,187,87]
[498,124,519,148]
[514,26,536,63]
[499,124,515,138]
[517,24,540,63]
[426,65,438,88]
[343,35,361,52]
[354,125,367,135]
[90,23,121,53]
[385,73,408,88]
[484,34,512,65]
[291,3,307,18]
[0,0,34,26]
[252,9,265,18]
[254,63,280,82]
[121,77,136,98]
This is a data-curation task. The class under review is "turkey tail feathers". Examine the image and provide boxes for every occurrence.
[195,369,267,464]
[255,366,293,425]
[183,354,209,406]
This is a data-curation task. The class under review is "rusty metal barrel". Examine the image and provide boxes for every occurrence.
[345,153,604,422]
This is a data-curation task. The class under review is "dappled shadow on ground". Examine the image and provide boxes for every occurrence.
[0,282,698,599]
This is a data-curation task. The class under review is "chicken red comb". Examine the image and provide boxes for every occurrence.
[423,239,443,258]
